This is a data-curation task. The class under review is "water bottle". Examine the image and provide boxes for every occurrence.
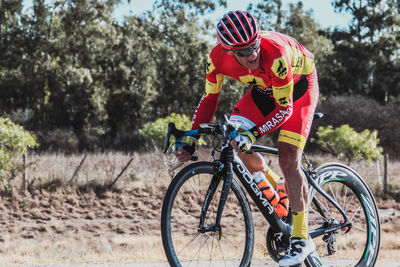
[276,179,289,217]
[252,171,280,206]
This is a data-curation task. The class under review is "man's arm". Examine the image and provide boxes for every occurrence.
[192,55,224,129]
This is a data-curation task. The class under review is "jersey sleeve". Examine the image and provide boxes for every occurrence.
[256,50,294,136]
[192,54,225,130]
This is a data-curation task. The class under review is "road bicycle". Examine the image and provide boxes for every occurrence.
[160,113,380,267]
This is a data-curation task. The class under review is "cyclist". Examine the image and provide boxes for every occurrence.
[173,10,319,266]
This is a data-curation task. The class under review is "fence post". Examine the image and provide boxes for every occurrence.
[383,153,389,194]
[22,153,27,192]
[68,154,88,184]
[107,157,134,189]
[376,159,381,186]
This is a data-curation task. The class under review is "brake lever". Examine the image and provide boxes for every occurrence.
[163,122,187,153]
[163,122,173,153]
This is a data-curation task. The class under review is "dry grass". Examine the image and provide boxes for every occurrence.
[22,148,400,194]
[0,148,398,266]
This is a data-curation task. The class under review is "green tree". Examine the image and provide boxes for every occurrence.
[247,0,284,31]
[316,124,383,165]
[18,0,126,148]
[0,0,26,112]
[48,1,121,144]
[136,0,227,122]
[330,0,400,102]
[0,117,38,191]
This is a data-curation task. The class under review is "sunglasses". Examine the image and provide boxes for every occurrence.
[231,39,261,57]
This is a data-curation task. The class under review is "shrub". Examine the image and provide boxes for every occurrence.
[316,124,383,165]
[139,113,206,150]
[315,95,400,157]
[0,117,38,190]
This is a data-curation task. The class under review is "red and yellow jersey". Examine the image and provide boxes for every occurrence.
[192,31,315,135]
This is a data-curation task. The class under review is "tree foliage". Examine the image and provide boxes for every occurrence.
[0,117,38,189]
[328,0,400,101]
[0,0,398,156]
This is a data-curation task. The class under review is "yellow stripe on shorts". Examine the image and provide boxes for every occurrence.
[278,130,306,149]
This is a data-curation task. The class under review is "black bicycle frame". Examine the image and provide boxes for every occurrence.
[198,142,352,240]
[198,138,293,238]
[232,154,293,238]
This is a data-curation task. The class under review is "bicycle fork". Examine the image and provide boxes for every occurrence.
[198,147,234,239]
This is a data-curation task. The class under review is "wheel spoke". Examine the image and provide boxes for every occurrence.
[216,239,227,267]
[176,232,202,255]
[312,194,337,220]
[351,223,367,232]
[349,206,362,223]
[328,183,338,206]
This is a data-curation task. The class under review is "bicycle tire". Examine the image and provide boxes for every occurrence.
[161,161,254,267]
[308,162,380,267]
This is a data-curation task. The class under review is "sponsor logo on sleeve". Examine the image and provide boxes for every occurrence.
[278,97,288,106]
[272,81,293,107]
[272,57,288,79]
[206,56,215,74]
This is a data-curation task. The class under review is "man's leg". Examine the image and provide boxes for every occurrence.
[234,147,267,173]
[278,142,315,266]
[277,142,308,238]
[233,146,281,188]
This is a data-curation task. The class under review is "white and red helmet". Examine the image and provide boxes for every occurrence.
[216,10,260,50]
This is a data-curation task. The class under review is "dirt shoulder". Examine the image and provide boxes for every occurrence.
[0,188,399,267]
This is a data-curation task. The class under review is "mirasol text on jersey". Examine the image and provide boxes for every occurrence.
[258,108,292,134]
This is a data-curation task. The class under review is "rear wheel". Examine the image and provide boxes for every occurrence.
[161,162,254,267]
[308,163,380,267]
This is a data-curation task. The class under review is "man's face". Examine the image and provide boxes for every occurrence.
[230,39,261,70]
[233,48,260,70]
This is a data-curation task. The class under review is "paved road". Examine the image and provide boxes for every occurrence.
[32,261,270,267]
[31,259,400,267]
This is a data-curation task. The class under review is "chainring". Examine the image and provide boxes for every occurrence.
[266,227,291,263]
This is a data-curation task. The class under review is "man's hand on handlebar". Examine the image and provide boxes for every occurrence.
[231,130,256,152]
[173,145,192,162]
[173,135,198,162]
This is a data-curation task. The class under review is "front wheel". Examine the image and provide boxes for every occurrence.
[161,162,254,267]
[308,162,380,267]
